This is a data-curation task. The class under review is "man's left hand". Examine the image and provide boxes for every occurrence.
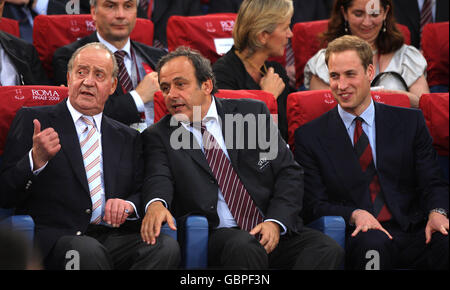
[103,198,134,228]
[425,211,449,244]
[250,221,280,254]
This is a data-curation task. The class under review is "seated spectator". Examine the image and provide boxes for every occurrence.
[212,0,293,142]
[0,0,48,85]
[304,0,429,108]
[392,0,449,49]
[0,42,180,270]
[295,35,448,270]
[52,0,166,130]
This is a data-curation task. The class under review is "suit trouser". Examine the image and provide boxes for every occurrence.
[207,226,345,270]
[345,221,449,270]
[45,225,181,270]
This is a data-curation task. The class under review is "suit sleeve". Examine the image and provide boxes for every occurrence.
[413,110,449,213]
[0,108,37,208]
[294,126,356,223]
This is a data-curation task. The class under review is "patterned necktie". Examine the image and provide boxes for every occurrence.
[353,117,392,222]
[199,123,264,232]
[420,0,433,34]
[80,116,104,224]
[114,50,134,93]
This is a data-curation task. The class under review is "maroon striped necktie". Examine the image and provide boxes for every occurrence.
[114,50,134,93]
[199,124,264,232]
[420,0,433,34]
[353,117,392,222]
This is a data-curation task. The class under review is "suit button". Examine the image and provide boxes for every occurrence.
[210,178,215,184]
[85,209,92,214]
[76,231,82,236]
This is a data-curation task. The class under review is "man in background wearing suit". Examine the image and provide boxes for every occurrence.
[53,0,166,130]
[0,0,48,85]
[393,0,449,48]
[294,35,448,270]
[140,47,344,270]
[0,42,180,269]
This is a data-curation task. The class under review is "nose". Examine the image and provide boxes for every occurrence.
[362,14,373,26]
[337,77,349,91]
[82,73,95,87]
[115,5,125,18]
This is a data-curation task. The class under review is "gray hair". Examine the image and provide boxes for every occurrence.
[156,46,218,95]
[67,42,118,79]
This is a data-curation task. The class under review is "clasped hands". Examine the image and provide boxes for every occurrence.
[141,201,280,253]
[350,209,449,243]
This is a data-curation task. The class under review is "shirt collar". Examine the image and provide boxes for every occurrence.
[66,99,103,132]
[96,31,131,57]
[338,98,375,130]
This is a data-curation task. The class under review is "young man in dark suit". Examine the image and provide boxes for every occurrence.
[294,35,448,270]
[0,42,180,269]
[140,47,344,270]
[52,0,166,129]
[0,0,48,85]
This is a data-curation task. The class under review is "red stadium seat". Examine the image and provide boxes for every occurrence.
[0,17,20,37]
[291,20,411,88]
[32,14,154,79]
[421,22,449,89]
[167,13,237,64]
[153,89,277,123]
[286,90,410,150]
[0,86,68,155]
[419,93,449,156]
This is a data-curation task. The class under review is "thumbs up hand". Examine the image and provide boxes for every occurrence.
[31,119,61,170]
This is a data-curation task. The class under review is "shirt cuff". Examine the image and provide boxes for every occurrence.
[33,0,49,15]
[264,219,287,235]
[29,149,47,175]
[125,201,139,220]
[130,90,145,113]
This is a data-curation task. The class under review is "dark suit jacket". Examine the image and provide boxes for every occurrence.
[52,32,166,125]
[0,100,144,259]
[142,97,304,234]
[294,102,449,232]
[0,31,48,85]
[393,0,449,48]
[151,0,203,46]
[46,0,148,18]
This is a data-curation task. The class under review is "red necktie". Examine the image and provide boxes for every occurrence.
[420,0,433,34]
[354,117,392,222]
[114,50,134,93]
[199,123,264,232]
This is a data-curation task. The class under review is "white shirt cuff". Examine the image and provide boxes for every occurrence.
[264,219,287,235]
[33,0,49,15]
[29,149,47,175]
[130,90,145,113]
[144,198,168,213]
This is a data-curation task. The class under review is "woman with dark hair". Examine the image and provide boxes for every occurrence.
[212,0,294,142]
[304,0,429,108]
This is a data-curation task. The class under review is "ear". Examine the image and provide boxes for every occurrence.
[66,72,71,86]
[90,5,96,21]
[366,64,376,81]
[257,31,270,46]
[201,79,213,95]
[110,77,118,95]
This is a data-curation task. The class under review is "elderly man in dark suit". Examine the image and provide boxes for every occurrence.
[0,42,180,270]
[53,0,166,130]
[140,47,344,270]
[294,35,448,270]
[0,0,48,85]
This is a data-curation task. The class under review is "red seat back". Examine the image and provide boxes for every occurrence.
[292,20,411,88]
[32,14,154,79]
[0,17,20,37]
[153,89,277,123]
[166,13,237,64]
[421,22,449,87]
[0,86,68,155]
[419,93,449,156]
[286,90,410,150]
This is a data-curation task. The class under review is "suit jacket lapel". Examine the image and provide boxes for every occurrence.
[101,117,124,198]
[50,100,90,193]
[215,97,240,167]
[320,108,372,207]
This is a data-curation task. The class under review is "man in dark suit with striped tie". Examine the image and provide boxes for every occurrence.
[140,47,344,270]
[0,43,180,269]
[294,35,448,270]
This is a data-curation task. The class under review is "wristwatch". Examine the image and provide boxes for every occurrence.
[430,208,448,218]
